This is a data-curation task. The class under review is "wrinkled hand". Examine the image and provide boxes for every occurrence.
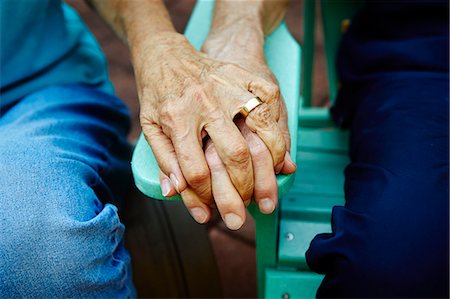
[198,59,296,230]
[203,108,296,230]
[201,30,297,229]
[159,34,296,230]
[136,33,287,226]
[162,100,295,230]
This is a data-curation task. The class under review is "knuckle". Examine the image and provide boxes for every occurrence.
[227,142,251,165]
[250,141,270,161]
[259,104,273,120]
[139,110,156,128]
[205,106,226,123]
[186,167,210,186]
[251,104,273,127]
[218,200,242,214]
[216,190,245,208]
[189,85,207,103]
[259,181,277,196]
[204,142,217,157]
[141,122,157,137]
[159,104,182,124]
[266,83,281,101]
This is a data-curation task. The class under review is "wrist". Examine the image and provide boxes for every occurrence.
[203,22,265,62]
[130,32,191,67]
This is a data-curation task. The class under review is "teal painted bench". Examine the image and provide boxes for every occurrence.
[131,0,362,297]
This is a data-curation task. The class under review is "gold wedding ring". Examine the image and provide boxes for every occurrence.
[240,97,263,117]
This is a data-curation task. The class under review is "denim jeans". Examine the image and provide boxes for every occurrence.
[0,84,136,297]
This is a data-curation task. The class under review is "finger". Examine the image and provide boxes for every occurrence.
[159,170,177,198]
[180,187,212,224]
[248,78,281,121]
[204,116,254,202]
[278,98,291,151]
[170,124,213,204]
[225,89,285,171]
[278,98,297,174]
[248,78,288,173]
[238,119,278,214]
[244,102,287,171]
[282,152,297,174]
[205,141,246,230]
[142,123,187,193]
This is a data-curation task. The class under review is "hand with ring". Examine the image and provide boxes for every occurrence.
[136,33,290,228]
[159,5,296,229]
[197,0,296,229]
[161,89,295,230]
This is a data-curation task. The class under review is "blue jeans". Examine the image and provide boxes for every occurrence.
[0,84,136,297]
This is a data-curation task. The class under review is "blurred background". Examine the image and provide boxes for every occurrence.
[66,1,328,297]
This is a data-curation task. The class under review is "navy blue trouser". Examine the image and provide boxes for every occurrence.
[306,76,449,297]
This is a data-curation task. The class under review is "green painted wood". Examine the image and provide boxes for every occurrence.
[298,106,334,128]
[301,0,316,108]
[279,137,348,269]
[265,268,324,299]
[131,0,301,201]
[321,0,364,103]
[248,203,279,298]
[279,219,331,269]
[283,193,344,222]
[298,128,349,154]
[265,1,364,297]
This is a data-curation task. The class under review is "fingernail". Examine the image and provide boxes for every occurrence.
[224,213,243,230]
[259,198,275,214]
[190,207,208,224]
[161,178,171,197]
[169,173,180,193]
[275,162,284,174]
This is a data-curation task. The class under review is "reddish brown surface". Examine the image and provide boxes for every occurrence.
[68,1,327,297]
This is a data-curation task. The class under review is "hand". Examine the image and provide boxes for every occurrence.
[200,22,297,229]
[135,33,287,224]
[159,60,296,230]
[204,112,296,230]
[161,102,296,230]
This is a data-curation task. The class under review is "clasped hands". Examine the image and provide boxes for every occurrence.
[136,32,296,230]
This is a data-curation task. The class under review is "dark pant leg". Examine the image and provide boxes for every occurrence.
[306,76,449,298]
